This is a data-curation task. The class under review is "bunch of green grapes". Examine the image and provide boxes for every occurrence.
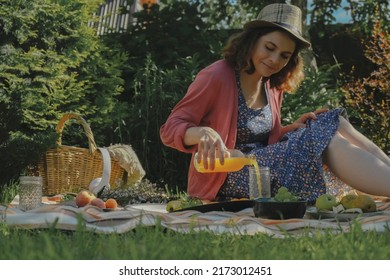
[273,187,299,202]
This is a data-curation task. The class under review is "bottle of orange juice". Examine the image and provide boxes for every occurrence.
[193,152,256,173]
[194,152,263,199]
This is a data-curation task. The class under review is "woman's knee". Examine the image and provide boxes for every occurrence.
[337,115,353,132]
[329,131,347,148]
[323,132,348,162]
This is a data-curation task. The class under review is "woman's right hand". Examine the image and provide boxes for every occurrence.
[196,127,228,170]
[184,127,244,170]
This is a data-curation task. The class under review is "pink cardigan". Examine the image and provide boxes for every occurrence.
[160,60,284,200]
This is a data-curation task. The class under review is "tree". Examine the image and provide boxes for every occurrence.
[309,0,389,36]
[0,0,124,185]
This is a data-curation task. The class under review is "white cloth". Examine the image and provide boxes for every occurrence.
[2,202,390,237]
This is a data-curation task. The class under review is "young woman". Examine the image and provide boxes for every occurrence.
[160,3,390,204]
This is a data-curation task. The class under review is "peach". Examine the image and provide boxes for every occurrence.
[105,198,118,209]
[91,198,106,209]
[75,190,96,207]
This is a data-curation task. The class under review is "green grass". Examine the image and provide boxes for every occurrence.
[0,180,19,205]
[1,221,390,260]
[2,181,390,260]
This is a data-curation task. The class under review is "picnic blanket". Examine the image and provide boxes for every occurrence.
[2,198,390,237]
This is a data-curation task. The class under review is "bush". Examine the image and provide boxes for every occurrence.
[0,0,124,186]
[114,54,204,190]
[282,64,343,125]
[342,21,389,155]
[101,1,228,190]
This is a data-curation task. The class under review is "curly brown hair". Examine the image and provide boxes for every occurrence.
[222,27,305,93]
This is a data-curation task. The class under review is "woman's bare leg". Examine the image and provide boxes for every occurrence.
[323,132,390,197]
[337,116,390,166]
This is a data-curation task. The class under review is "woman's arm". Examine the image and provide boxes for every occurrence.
[160,69,217,153]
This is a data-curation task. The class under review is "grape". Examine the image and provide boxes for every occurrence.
[274,187,299,202]
[278,187,288,193]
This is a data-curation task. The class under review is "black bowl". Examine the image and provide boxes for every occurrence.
[253,198,307,219]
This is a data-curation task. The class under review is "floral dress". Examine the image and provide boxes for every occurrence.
[217,74,350,204]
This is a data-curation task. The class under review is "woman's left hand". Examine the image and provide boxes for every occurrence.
[290,108,329,130]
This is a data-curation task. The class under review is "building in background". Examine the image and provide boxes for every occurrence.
[94,0,158,35]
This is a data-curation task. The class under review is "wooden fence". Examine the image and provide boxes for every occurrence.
[92,0,143,35]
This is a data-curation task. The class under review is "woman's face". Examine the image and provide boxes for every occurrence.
[250,30,296,78]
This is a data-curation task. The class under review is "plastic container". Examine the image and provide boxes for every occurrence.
[253,198,307,219]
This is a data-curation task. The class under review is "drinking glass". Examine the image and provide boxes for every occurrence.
[19,176,42,211]
[249,166,271,199]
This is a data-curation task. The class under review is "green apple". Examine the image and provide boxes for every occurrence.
[315,194,338,211]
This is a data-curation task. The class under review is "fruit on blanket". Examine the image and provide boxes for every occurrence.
[356,195,376,212]
[91,198,106,209]
[166,195,203,212]
[105,198,118,209]
[340,194,358,209]
[75,190,96,207]
[341,194,376,212]
[166,200,182,212]
[315,194,338,211]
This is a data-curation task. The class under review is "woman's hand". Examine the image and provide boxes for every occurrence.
[289,108,329,131]
[196,127,229,170]
[184,127,244,170]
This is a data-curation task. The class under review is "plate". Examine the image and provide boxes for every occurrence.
[173,200,254,213]
[306,207,384,221]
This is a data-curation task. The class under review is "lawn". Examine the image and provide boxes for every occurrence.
[1,220,390,260]
[2,180,390,260]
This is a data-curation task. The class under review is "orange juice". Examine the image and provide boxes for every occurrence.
[249,160,262,199]
[194,154,261,199]
[194,153,262,198]
[194,156,254,173]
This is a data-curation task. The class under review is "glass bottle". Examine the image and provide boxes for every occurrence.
[193,152,256,173]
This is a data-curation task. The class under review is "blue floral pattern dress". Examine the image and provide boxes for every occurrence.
[217,74,349,204]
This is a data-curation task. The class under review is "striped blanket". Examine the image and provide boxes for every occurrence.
[1,199,390,237]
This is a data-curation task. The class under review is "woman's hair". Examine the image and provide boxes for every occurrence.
[222,27,305,93]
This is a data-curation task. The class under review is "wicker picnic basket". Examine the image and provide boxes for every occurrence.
[38,113,126,195]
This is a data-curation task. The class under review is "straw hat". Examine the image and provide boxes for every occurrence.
[244,3,311,48]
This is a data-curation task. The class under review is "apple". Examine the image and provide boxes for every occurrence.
[315,194,338,211]
[75,190,96,207]
[90,198,106,209]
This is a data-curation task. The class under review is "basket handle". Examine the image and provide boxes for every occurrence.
[56,113,97,154]
[88,147,112,196]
